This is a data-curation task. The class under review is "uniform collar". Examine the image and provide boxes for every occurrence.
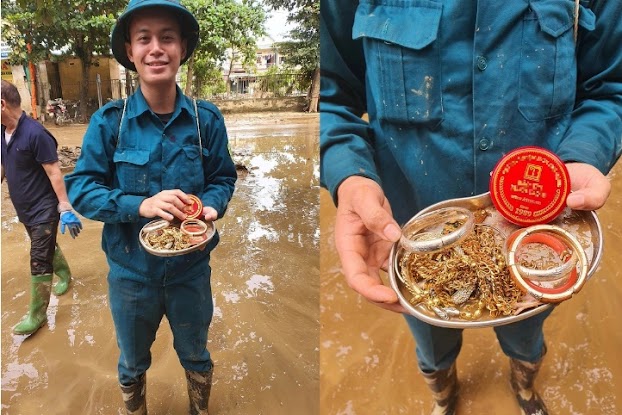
[125,86,194,121]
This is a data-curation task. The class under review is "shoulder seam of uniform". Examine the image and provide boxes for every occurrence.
[195,99,222,119]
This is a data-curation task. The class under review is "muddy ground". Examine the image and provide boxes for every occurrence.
[1,112,319,414]
[320,160,622,415]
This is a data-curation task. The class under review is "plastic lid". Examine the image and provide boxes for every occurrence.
[183,194,203,220]
[489,146,570,226]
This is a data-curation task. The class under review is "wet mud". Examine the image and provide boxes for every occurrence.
[1,112,319,414]
[320,161,622,415]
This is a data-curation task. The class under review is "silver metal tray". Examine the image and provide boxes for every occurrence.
[139,219,216,257]
[388,192,602,328]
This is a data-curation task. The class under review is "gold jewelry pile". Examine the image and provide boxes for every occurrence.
[144,226,192,251]
[399,223,524,320]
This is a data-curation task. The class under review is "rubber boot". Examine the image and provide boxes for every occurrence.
[52,244,72,296]
[510,348,549,415]
[186,365,213,415]
[420,362,458,415]
[120,373,147,415]
[13,274,53,335]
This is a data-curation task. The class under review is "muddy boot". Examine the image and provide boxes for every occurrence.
[120,373,147,415]
[510,349,549,415]
[420,362,458,415]
[13,274,53,335]
[186,365,213,415]
[52,244,72,296]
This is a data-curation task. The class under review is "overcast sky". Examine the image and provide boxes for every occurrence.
[264,9,295,42]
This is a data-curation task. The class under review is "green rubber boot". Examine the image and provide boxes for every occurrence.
[52,244,72,296]
[13,274,53,335]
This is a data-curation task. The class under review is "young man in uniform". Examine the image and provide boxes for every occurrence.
[320,1,621,414]
[65,1,236,413]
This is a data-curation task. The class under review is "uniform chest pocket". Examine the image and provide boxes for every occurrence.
[113,148,150,195]
[180,145,205,191]
[518,1,577,121]
[353,0,443,125]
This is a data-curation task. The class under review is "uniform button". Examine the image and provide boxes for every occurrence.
[476,56,488,71]
[479,138,491,150]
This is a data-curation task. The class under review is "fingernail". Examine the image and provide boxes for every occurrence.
[383,224,402,242]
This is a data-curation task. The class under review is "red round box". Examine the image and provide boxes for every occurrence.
[183,194,203,220]
[489,146,571,226]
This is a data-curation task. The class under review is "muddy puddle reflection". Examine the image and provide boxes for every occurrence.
[320,161,622,415]
[1,112,319,414]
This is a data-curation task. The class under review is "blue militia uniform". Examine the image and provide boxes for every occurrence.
[65,87,236,384]
[320,0,622,370]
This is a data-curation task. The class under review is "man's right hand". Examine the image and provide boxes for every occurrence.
[138,189,191,221]
[335,176,407,313]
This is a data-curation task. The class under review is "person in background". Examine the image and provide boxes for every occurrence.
[1,79,82,337]
[320,1,621,414]
[65,0,236,414]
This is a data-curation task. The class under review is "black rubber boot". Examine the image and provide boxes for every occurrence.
[186,364,213,415]
[510,347,549,415]
[420,362,458,415]
[120,373,147,415]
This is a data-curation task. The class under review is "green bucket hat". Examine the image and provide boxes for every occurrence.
[111,0,199,71]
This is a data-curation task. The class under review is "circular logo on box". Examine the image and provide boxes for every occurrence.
[489,146,570,226]
[183,194,203,220]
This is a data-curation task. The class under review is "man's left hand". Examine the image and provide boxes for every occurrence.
[60,211,83,238]
[203,206,218,221]
[565,162,611,210]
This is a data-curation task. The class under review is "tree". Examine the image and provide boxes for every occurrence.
[2,0,126,122]
[263,0,319,112]
[183,0,266,97]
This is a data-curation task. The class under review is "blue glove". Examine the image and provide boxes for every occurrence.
[60,211,83,238]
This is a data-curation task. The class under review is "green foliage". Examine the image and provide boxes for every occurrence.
[263,0,318,77]
[1,0,125,65]
[183,0,266,95]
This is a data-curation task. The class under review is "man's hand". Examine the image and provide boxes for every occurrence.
[203,206,218,221]
[565,163,611,210]
[335,176,406,313]
[60,210,82,238]
[139,189,191,221]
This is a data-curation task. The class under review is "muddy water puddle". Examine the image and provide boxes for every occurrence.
[320,161,622,415]
[1,112,319,414]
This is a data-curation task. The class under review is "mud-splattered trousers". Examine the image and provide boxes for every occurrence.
[24,220,60,275]
[66,87,236,385]
[320,0,622,369]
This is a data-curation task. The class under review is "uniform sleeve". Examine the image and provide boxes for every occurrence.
[319,0,380,204]
[199,104,236,219]
[64,110,145,223]
[557,0,622,174]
